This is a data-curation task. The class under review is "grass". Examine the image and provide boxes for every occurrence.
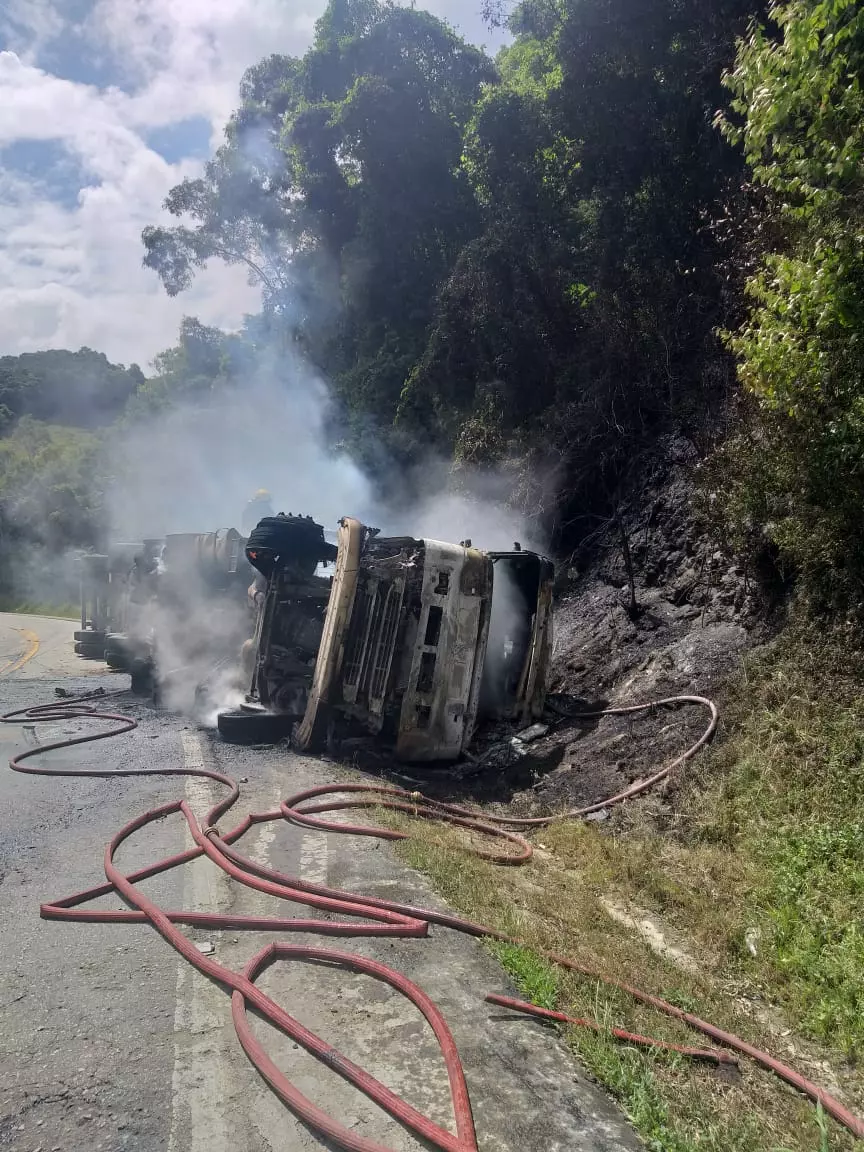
[385,623,864,1152]
[685,626,864,1059]
[0,597,79,619]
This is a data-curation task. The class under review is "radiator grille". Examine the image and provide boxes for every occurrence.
[368,584,402,710]
[340,578,404,712]
[342,583,375,694]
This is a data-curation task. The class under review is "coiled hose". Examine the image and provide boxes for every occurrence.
[6,690,864,1147]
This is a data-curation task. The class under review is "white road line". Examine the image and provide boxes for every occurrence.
[248,810,278,869]
[167,731,231,1152]
[166,745,331,1152]
[245,785,324,1150]
[299,831,329,887]
[247,800,328,886]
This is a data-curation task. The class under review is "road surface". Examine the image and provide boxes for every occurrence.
[0,613,639,1152]
[0,613,97,680]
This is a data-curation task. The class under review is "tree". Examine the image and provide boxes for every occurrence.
[0,418,105,551]
[123,317,259,420]
[0,349,143,430]
[717,0,864,608]
[143,0,494,430]
[405,0,764,535]
[139,0,778,556]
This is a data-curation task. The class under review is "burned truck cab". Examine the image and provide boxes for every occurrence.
[321,531,493,761]
[229,515,554,763]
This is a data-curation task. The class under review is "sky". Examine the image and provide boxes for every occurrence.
[0,0,506,369]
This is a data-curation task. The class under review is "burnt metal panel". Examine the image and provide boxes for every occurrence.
[368,582,403,713]
[342,580,377,701]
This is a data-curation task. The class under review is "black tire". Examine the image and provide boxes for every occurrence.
[74,641,105,659]
[75,630,105,644]
[105,650,129,671]
[217,708,293,746]
[245,515,336,578]
[130,659,154,696]
[104,633,130,658]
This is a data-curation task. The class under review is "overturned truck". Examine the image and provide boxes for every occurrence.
[76,530,254,699]
[218,515,554,763]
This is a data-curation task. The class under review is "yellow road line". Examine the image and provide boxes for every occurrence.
[0,628,40,678]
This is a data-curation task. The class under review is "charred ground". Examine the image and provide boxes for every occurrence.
[370,439,765,822]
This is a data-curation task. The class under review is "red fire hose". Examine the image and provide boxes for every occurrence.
[6,690,864,1147]
[484,995,739,1065]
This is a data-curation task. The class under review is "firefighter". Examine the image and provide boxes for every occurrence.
[242,488,274,536]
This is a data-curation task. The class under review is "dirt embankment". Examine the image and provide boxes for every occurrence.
[467,439,767,818]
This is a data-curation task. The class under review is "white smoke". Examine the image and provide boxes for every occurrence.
[107,341,550,556]
[107,357,374,541]
[383,462,549,556]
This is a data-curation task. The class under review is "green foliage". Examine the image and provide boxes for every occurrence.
[0,597,78,618]
[140,0,764,518]
[718,0,864,610]
[489,942,559,1008]
[0,348,143,431]
[0,322,246,596]
[143,0,493,433]
[404,0,764,527]
[721,1,864,211]
[765,820,864,1054]
[136,0,864,613]
[0,418,106,552]
[496,35,561,99]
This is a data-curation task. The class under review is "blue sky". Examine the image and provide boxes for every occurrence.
[0,0,505,367]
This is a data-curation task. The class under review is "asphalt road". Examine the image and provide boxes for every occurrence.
[0,614,639,1152]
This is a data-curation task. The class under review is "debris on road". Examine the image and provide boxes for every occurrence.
[514,723,550,744]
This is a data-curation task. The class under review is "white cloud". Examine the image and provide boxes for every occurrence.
[0,0,504,366]
[0,49,261,365]
[0,0,66,61]
[0,168,256,364]
[90,0,324,132]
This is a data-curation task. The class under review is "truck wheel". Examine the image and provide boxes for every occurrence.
[130,659,153,696]
[217,709,293,746]
[104,634,130,669]
[74,641,105,659]
[75,630,106,645]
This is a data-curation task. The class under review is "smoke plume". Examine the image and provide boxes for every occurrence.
[107,358,373,541]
